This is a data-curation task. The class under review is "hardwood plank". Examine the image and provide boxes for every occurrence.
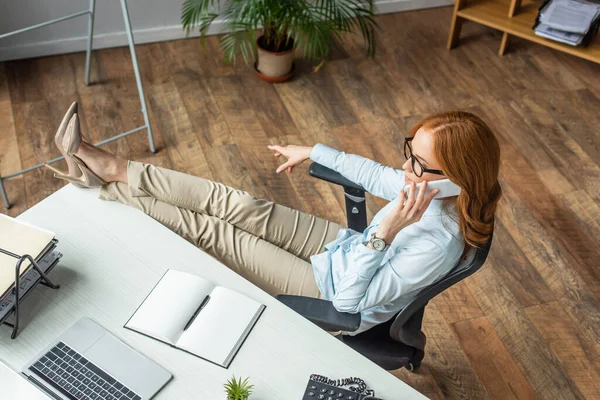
[175,78,233,148]
[453,316,537,400]
[40,54,78,98]
[488,220,555,307]
[560,54,600,94]
[439,27,526,104]
[392,365,446,400]
[407,41,481,110]
[433,281,484,324]
[308,67,359,128]
[3,58,45,104]
[536,168,575,195]
[469,40,534,97]
[238,72,300,139]
[466,260,583,399]
[421,302,490,399]
[558,191,600,258]
[42,54,86,175]
[135,43,172,86]
[207,75,302,207]
[0,64,27,216]
[509,95,600,202]
[521,91,600,166]
[374,48,438,115]
[203,144,264,194]
[353,59,406,119]
[274,77,342,148]
[566,89,600,133]
[100,48,169,167]
[327,60,401,120]
[479,100,556,172]
[147,82,212,179]
[497,178,600,375]
[9,101,63,208]
[525,301,600,399]
[71,49,143,167]
[162,35,240,79]
[495,127,600,293]
[529,49,587,92]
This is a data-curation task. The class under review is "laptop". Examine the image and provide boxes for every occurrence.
[22,318,172,400]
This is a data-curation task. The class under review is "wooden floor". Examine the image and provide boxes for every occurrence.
[2,6,600,399]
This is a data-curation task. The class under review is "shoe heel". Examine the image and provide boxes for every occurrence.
[44,163,67,176]
[50,171,86,188]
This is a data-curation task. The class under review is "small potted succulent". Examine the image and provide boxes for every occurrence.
[224,375,254,400]
[182,0,378,82]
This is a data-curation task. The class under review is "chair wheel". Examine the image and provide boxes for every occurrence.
[407,361,421,372]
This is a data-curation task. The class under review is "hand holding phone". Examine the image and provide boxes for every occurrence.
[403,178,461,199]
[376,181,439,244]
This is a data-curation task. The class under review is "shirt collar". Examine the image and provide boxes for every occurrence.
[423,198,447,216]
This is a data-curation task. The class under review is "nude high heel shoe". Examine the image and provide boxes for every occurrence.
[49,101,84,186]
[44,113,107,188]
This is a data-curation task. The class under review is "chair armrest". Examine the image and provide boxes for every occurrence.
[309,163,364,193]
[276,294,361,332]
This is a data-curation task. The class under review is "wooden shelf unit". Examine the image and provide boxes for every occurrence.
[447,0,600,64]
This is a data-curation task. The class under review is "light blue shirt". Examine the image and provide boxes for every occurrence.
[309,144,465,334]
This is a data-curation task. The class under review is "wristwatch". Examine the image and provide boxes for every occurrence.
[363,233,388,252]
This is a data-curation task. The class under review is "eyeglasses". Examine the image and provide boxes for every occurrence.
[403,137,445,178]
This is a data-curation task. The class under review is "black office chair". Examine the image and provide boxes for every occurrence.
[277,162,493,371]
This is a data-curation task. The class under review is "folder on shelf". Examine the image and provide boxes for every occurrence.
[533,0,600,47]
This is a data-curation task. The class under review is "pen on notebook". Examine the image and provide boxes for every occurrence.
[183,295,210,331]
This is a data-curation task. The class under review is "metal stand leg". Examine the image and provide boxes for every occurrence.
[120,0,156,154]
[0,1,157,209]
[84,0,96,86]
[0,249,61,339]
[9,256,60,339]
[0,178,9,209]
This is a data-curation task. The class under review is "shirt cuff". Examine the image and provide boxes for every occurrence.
[350,243,387,278]
[310,143,340,170]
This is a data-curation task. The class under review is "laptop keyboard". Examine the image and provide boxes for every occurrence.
[30,342,141,400]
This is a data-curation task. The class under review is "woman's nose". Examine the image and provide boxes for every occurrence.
[402,158,412,172]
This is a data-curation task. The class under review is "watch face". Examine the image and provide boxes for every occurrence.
[372,238,386,251]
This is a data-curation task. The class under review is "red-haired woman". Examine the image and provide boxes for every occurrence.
[47,103,501,334]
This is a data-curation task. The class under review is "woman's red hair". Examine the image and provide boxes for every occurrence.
[409,111,501,259]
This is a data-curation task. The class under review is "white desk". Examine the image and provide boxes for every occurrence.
[0,185,426,399]
[0,359,49,399]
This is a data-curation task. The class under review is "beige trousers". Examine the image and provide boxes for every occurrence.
[99,161,342,298]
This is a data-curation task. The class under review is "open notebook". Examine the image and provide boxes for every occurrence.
[0,215,56,298]
[125,269,266,368]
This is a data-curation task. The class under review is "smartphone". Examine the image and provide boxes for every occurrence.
[403,178,462,199]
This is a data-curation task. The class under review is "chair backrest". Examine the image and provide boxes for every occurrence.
[389,231,494,346]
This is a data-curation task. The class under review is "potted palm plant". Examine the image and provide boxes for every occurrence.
[182,0,378,82]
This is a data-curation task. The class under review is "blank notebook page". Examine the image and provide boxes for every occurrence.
[126,270,215,343]
[177,286,262,366]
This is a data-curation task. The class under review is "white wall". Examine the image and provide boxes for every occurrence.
[0,0,451,62]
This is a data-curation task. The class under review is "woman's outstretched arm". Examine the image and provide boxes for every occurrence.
[268,143,405,201]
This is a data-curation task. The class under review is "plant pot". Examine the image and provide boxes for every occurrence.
[255,35,295,82]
